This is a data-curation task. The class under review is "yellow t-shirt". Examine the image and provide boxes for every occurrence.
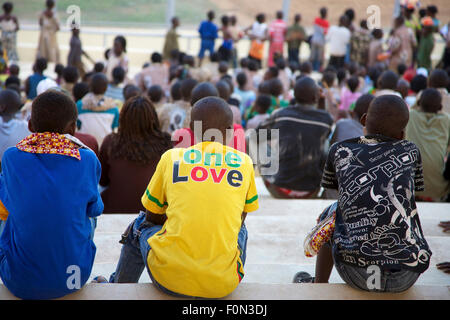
[141,141,259,298]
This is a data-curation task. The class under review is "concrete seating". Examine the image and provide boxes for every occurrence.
[0,177,449,299]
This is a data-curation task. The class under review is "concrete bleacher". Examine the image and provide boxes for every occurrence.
[0,177,449,299]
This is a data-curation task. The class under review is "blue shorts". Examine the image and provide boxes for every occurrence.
[199,39,215,59]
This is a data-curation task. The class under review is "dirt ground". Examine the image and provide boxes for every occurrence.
[210,0,449,28]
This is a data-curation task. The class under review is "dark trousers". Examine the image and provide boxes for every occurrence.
[328,55,345,69]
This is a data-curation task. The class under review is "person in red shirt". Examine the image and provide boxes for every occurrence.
[310,7,329,72]
[172,82,246,152]
[268,11,287,67]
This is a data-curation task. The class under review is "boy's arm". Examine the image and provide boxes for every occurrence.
[145,209,167,225]
[241,212,247,227]
[87,157,104,217]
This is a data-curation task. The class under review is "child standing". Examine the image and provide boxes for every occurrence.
[0,90,103,299]
[0,2,19,63]
[297,95,432,292]
[37,0,60,63]
[417,17,435,71]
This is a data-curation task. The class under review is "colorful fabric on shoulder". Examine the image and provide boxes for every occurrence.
[16,132,89,160]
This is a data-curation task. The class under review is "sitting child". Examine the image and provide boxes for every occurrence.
[172,82,246,152]
[104,66,125,103]
[76,72,120,146]
[0,90,103,299]
[246,94,271,130]
[296,95,432,292]
[147,84,165,110]
[331,93,374,144]
[61,66,80,98]
[0,89,29,161]
[103,96,258,299]
[24,58,47,100]
[339,76,362,111]
[406,88,450,201]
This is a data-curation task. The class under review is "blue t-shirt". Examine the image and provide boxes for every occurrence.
[0,147,103,299]
[198,20,218,40]
[27,73,47,100]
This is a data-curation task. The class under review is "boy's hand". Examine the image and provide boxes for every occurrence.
[439,221,450,233]
[437,262,450,274]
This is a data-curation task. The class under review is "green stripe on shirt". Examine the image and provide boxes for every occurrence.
[245,195,258,204]
[145,189,168,208]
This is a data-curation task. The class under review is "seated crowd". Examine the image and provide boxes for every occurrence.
[0,1,449,300]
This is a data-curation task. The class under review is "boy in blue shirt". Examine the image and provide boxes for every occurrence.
[198,10,218,66]
[0,90,103,299]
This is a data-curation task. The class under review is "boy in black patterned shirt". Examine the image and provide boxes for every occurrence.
[296,95,432,292]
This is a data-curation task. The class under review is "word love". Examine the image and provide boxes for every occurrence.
[172,150,244,187]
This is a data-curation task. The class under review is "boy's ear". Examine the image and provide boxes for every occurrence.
[360,113,367,126]
[397,129,405,140]
[64,120,77,136]
[28,120,35,133]
[0,104,5,114]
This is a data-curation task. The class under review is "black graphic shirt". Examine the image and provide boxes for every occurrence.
[321,135,432,273]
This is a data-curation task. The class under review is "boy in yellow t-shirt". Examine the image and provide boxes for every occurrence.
[106,96,259,298]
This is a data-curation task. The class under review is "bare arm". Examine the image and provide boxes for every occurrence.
[145,209,167,226]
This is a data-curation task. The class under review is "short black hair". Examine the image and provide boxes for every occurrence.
[275,58,286,70]
[410,74,428,93]
[180,78,198,101]
[379,70,399,90]
[170,81,182,101]
[151,52,163,63]
[255,94,271,114]
[248,59,258,71]
[322,70,336,87]
[0,89,21,116]
[62,66,79,83]
[428,69,449,88]
[54,63,64,76]
[5,75,20,87]
[347,76,359,93]
[221,15,229,26]
[419,88,442,113]
[90,73,108,94]
[112,66,125,84]
[114,35,127,53]
[256,13,265,23]
[218,61,229,74]
[353,93,374,119]
[269,78,283,97]
[147,85,163,103]
[35,58,48,73]
[9,63,19,75]
[170,80,183,101]
[2,2,13,13]
[397,63,407,76]
[73,82,89,102]
[365,95,409,138]
[319,7,327,18]
[344,8,355,21]
[236,72,247,88]
[123,84,142,101]
[207,10,215,21]
[300,61,312,74]
[94,62,105,73]
[30,90,78,133]
[336,68,347,84]
[191,82,219,106]
[266,66,279,79]
[372,28,383,39]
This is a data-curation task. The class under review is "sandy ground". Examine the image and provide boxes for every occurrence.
[209,0,450,28]
[15,23,446,82]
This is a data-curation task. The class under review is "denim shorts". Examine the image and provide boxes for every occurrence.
[319,202,421,293]
[334,260,420,293]
[134,212,248,298]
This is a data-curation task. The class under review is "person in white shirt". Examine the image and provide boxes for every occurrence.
[0,89,30,161]
[326,15,351,69]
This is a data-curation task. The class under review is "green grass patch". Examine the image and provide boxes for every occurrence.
[11,0,219,27]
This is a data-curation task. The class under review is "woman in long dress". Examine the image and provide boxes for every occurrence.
[37,0,60,63]
[0,2,19,63]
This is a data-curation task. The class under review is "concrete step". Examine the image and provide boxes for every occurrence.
[1,282,448,300]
